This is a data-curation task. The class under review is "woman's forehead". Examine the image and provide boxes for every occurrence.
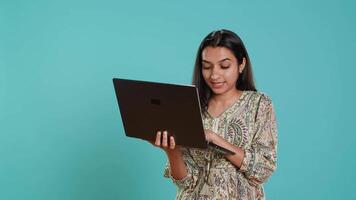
[202,47,236,62]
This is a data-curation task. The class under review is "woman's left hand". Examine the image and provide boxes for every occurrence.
[204,129,217,142]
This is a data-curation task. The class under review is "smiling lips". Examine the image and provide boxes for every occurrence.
[211,81,225,88]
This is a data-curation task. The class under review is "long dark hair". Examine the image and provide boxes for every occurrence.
[192,29,257,115]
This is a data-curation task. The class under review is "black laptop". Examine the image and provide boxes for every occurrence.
[112,78,235,155]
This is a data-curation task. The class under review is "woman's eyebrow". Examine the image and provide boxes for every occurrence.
[218,58,231,63]
[202,58,231,63]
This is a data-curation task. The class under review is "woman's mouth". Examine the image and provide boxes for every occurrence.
[211,82,225,88]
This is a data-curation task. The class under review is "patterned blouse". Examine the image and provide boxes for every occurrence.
[164,91,278,200]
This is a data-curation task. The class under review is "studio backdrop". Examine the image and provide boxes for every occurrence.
[1,0,355,199]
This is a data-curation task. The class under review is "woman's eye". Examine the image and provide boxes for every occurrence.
[221,65,230,69]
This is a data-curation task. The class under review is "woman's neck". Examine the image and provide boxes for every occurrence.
[210,89,242,107]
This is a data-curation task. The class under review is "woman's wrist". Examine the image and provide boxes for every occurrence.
[209,133,222,145]
[165,145,182,157]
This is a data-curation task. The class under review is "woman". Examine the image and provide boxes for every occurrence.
[152,29,278,200]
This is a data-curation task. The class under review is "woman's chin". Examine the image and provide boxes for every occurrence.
[211,88,228,95]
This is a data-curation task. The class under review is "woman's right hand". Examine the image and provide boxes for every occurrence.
[150,130,179,152]
[150,130,187,180]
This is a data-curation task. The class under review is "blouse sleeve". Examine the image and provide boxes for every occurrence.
[239,94,278,186]
[163,148,199,191]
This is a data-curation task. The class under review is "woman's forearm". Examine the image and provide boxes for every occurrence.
[165,147,188,180]
[211,134,245,168]
[152,131,188,180]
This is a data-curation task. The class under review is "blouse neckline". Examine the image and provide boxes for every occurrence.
[206,90,247,119]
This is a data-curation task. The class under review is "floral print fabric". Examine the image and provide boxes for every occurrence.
[164,91,278,200]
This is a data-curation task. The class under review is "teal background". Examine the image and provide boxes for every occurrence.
[1,0,355,199]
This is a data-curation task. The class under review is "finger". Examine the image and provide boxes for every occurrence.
[155,131,161,146]
[204,131,209,140]
[162,131,168,148]
[169,136,175,149]
[205,131,212,141]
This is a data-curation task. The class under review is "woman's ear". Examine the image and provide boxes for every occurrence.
[239,58,246,74]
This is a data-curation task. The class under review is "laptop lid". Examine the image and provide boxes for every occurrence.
[112,78,208,149]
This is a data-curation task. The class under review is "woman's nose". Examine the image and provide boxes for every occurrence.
[210,68,221,79]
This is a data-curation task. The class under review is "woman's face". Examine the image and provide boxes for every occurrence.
[201,46,245,95]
